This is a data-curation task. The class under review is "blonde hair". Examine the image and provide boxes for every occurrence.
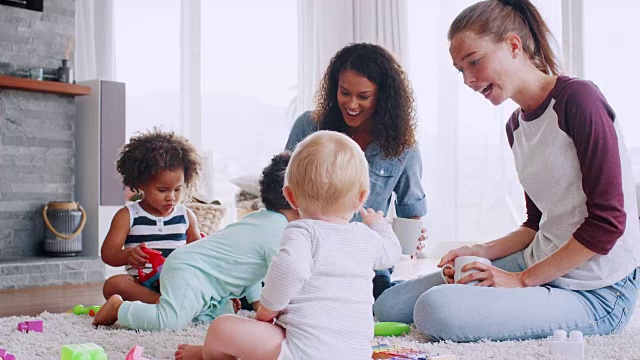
[286,131,369,213]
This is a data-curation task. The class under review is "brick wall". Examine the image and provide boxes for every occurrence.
[0,0,76,260]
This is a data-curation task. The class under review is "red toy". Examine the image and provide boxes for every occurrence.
[138,247,166,288]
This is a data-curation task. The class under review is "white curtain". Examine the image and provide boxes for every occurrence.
[75,0,116,82]
[100,1,581,250]
[296,0,408,115]
[582,1,640,180]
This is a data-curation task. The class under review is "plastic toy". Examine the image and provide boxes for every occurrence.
[71,304,102,317]
[16,319,43,333]
[125,345,150,360]
[374,322,411,336]
[61,343,107,360]
[372,343,457,360]
[138,247,166,288]
[550,329,584,359]
[0,348,16,360]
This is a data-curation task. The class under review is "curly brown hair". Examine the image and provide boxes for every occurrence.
[313,43,417,159]
[259,151,292,211]
[116,128,202,194]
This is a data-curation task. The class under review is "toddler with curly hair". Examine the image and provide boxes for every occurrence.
[100,128,204,304]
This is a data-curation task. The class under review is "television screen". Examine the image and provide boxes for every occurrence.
[0,0,43,12]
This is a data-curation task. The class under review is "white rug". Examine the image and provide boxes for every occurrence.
[0,308,639,359]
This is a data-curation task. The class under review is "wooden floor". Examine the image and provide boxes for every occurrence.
[0,282,105,317]
[0,257,438,317]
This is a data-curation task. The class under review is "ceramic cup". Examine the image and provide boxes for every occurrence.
[440,255,491,285]
[391,218,423,255]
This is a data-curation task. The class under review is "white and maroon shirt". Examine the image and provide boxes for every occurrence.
[507,76,640,290]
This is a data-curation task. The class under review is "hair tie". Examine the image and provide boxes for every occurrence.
[500,0,518,8]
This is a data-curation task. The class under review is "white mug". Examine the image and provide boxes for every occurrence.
[391,218,423,255]
[440,255,491,285]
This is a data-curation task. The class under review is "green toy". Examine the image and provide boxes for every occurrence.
[61,343,107,360]
[71,304,102,317]
[374,322,411,336]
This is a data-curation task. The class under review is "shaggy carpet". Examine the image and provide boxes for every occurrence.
[0,308,639,359]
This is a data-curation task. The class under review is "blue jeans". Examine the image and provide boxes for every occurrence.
[373,251,638,342]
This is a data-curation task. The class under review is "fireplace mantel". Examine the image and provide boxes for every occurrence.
[0,75,91,96]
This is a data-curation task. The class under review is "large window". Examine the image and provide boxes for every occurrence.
[200,0,298,208]
[113,1,617,252]
[114,0,181,137]
[583,2,640,178]
[113,1,298,222]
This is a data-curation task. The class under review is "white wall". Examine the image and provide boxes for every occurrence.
[98,206,124,278]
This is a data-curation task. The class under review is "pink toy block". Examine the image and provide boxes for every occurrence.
[125,345,150,360]
[17,319,43,333]
[0,349,16,360]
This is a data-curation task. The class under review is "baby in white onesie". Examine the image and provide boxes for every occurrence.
[176,130,402,360]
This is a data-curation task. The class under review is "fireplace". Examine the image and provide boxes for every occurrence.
[0,0,106,289]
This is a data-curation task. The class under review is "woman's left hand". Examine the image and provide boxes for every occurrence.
[457,263,526,288]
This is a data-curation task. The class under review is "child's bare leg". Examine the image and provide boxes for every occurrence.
[175,344,203,360]
[103,274,160,304]
[202,314,285,360]
[92,295,124,326]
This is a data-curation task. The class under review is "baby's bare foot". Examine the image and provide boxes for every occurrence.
[175,344,203,360]
[92,295,123,326]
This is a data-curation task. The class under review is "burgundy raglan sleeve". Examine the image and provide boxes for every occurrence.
[555,81,626,254]
[523,192,542,231]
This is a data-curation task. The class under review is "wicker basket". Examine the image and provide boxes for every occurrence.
[235,190,264,219]
[184,203,226,235]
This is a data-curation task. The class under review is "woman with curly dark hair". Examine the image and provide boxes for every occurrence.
[286,43,427,299]
[100,128,204,305]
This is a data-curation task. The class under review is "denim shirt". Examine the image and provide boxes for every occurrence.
[285,111,427,222]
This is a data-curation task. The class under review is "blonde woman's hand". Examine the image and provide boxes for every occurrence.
[436,245,477,282]
[359,208,385,227]
[457,264,526,288]
[438,245,477,268]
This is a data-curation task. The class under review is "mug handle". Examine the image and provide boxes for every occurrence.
[440,264,454,284]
